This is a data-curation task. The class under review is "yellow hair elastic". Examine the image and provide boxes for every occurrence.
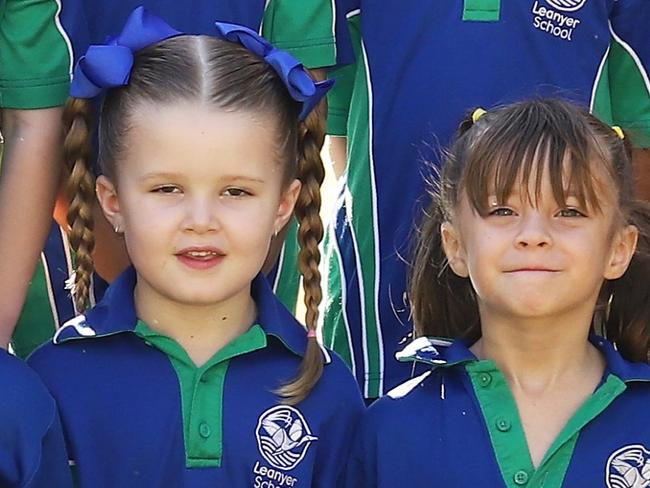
[611,125,625,140]
[472,108,487,123]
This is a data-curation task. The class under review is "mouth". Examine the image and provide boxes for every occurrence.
[505,267,560,273]
[175,247,225,269]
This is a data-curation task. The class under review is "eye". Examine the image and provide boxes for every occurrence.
[557,207,587,218]
[223,188,251,197]
[153,185,181,194]
[488,207,516,217]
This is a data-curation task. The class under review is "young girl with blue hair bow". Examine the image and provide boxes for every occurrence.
[28,7,363,487]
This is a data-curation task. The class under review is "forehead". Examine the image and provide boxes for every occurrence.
[120,103,281,180]
[465,141,617,211]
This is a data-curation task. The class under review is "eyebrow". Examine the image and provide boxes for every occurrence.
[139,172,267,184]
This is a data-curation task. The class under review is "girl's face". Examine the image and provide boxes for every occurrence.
[441,162,637,323]
[97,102,300,310]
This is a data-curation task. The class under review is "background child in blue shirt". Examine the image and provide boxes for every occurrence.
[28,8,363,487]
[345,99,650,487]
[0,350,71,487]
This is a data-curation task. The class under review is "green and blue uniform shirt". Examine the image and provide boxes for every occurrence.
[322,0,650,399]
[28,268,364,487]
[11,0,350,357]
[0,0,72,108]
[344,335,650,487]
[0,350,72,487]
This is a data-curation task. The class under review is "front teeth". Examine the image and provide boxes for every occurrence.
[187,251,215,257]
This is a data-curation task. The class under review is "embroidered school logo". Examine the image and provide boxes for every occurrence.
[255,405,318,471]
[544,0,587,12]
[606,445,650,488]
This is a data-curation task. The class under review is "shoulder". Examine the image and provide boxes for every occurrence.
[0,351,53,407]
[359,336,467,419]
[0,351,57,431]
[317,348,364,411]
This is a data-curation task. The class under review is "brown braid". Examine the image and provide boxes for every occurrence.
[277,98,326,405]
[62,98,96,313]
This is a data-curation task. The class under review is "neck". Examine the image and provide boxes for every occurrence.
[134,283,256,367]
[471,306,604,393]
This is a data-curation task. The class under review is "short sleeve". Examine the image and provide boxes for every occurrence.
[608,0,650,147]
[326,12,361,135]
[0,0,72,108]
[262,0,343,68]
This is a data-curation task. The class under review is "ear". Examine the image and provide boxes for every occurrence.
[274,179,301,232]
[603,224,638,280]
[95,175,123,231]
[441,221,469,278]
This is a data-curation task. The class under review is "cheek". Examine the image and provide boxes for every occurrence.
[122,204,177,235]
[224,205,276,239]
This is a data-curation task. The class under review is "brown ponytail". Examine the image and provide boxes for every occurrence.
[62,98,96,313]
[277,98,326,405]
[409,110,483,340]
[603,201,650,363]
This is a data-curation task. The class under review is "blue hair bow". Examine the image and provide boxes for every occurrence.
[71,7,333,120]
[70,7,181,98]
[212,23,334,120]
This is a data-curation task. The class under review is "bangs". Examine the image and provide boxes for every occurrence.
[461,102,613,214]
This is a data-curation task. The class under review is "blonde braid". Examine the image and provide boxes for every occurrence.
[62,98,96,313]
[278,100,327,405]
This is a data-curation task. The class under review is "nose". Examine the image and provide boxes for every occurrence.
[515,211,552,249]
[182,195,219,234]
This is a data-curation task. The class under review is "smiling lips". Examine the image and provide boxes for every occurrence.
[175,247,225,270]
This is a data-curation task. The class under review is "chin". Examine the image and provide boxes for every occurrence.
[169,290,231,306]
[501,297,562,318]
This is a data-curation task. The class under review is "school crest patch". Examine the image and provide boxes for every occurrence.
[255,405,318,471]
[606,445,650,488]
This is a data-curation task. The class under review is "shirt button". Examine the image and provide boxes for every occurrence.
[199,422,211,438]
[495,418,511,432]
[478,372,492,387]
[513,470,529,485]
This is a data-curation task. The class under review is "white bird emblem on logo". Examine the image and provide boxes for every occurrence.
[607,445,650,488]
[262,415,318,454]
[256,406,318,470]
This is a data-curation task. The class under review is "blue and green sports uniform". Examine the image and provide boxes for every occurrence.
[0,350,72,487]
[344,336,650,487]
[28,268,364,487]
[13,0,349,357]
[323,0,650,399]
[0,0,72,109]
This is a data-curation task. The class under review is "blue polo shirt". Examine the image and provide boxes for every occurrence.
[344,335,650,487]
[0,351,72,487]
[28,268,363,487]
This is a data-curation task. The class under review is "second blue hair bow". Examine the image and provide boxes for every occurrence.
[70,6,332,120]
[212,23,334,120]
